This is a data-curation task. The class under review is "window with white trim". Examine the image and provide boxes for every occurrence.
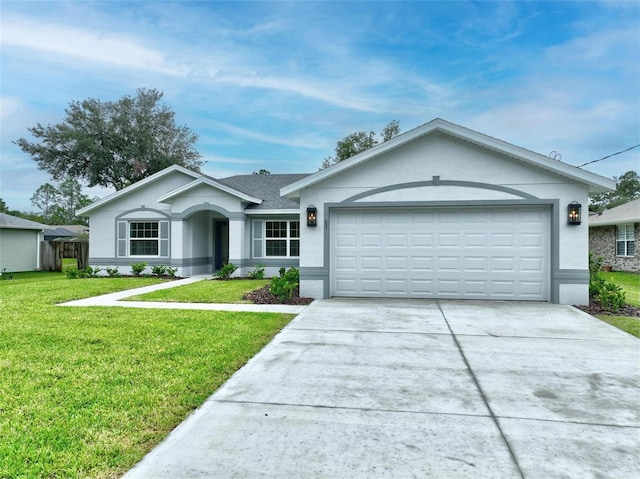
[265,220,300,257]
[616,224,635,257]
[117,219,169,257]
[130,222,159,255]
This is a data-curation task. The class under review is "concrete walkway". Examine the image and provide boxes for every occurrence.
[59,276,307,314]
[124,298,640,479]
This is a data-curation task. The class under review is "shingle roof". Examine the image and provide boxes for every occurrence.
[43,227,77,238]
[589,198,640,226]
[0,213,48,230]
[217,174,310,209]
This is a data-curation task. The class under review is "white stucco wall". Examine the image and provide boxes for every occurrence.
[88,172,194,260]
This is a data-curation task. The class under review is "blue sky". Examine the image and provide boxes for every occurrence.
[1,0,639,212]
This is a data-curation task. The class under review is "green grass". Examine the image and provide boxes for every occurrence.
[600,271,640,306]
[595,271,639,337]
[596,315,640,338]
[0,272,293,478]
[126,278,270,303]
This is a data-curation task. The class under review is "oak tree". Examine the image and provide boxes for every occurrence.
[15,88,203,190]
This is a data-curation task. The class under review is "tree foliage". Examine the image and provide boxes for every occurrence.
[589,170,640,212]
[321,120,401,169]
[30,178,94,225]
[15,88,203,191]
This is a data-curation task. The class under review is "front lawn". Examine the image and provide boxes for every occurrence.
[126,278,270,303]
[0,272,293,478]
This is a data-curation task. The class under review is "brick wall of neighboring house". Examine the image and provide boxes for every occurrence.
[589,223,640,273]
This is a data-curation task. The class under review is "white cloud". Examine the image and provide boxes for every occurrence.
[1,15,179,75]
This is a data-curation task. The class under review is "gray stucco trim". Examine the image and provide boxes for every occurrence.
[234,258,300,269]
[300,267,330,297]
[173,203,245,220]
[344,178,539,203]
[115,207,171,220]
[89,257,179,267]
[320,198,571,303]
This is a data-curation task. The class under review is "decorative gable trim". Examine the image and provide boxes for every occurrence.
[77,165,201,216]
[281,118,616,198]
[157,177,262,204]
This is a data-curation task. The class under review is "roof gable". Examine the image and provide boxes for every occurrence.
[77,165,201,215]
[281,118,616,198]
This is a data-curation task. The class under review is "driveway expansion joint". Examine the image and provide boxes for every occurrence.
[212,398,493,419]
[436,299,526,479]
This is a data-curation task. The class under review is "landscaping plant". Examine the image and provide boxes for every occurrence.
[151,265,167,277]
[270,267,299,301]
[248,264,266,280]
[130,262,148,277]
[213,263,237,280]
[106,266,120,277]
[588,253,626,313]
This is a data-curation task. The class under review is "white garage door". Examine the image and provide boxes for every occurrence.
[330,206,550,301]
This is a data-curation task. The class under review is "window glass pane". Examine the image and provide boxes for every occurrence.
[130,222,158,239]
[290,239,300,257]
[130,240,159,255]
[266,240,287,256]
[290,221,300,238]
[266,221,287,238]
[628,241,635,256]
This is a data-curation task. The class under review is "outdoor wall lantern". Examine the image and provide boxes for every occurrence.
[567,201,582,225]
[306,205,317,227]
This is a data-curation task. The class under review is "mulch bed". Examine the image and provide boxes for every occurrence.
[243,285,314,305]
[574,300,640,317]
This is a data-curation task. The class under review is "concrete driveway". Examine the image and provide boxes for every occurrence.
[124,299,640,479]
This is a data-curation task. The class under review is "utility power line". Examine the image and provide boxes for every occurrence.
[577,144,640,167]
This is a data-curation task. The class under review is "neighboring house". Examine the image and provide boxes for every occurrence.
[78,118,615,304]
[43,227,78,241]
[589,198,639,272]
[57,224,90,237]
[0,213,47,272]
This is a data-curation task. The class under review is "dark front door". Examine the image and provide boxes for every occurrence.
[214,220,229,271]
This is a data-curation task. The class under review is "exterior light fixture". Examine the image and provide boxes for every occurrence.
[567,202,582,225]
[306,205,317,227]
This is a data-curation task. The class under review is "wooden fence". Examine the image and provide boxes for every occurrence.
[40,241,89,272]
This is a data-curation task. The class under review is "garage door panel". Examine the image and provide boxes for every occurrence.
[361,234,381,247]
[336,233,356,247]
[335,256,357,271]
[386,234,408,247]
[331,206,549,301]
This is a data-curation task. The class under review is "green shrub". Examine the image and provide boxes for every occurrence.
[270,267,299,301]
[588,252,626,312]
[596,282,626,313]
[66,269,79,279]
[166,266,178,278]
[214,263,237,280]
[106,266,120,278]
[66,266,102,279]
[151,265,167,277]
[88,266,102,278]
[248,264,266,280]
[130,262,148,277]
